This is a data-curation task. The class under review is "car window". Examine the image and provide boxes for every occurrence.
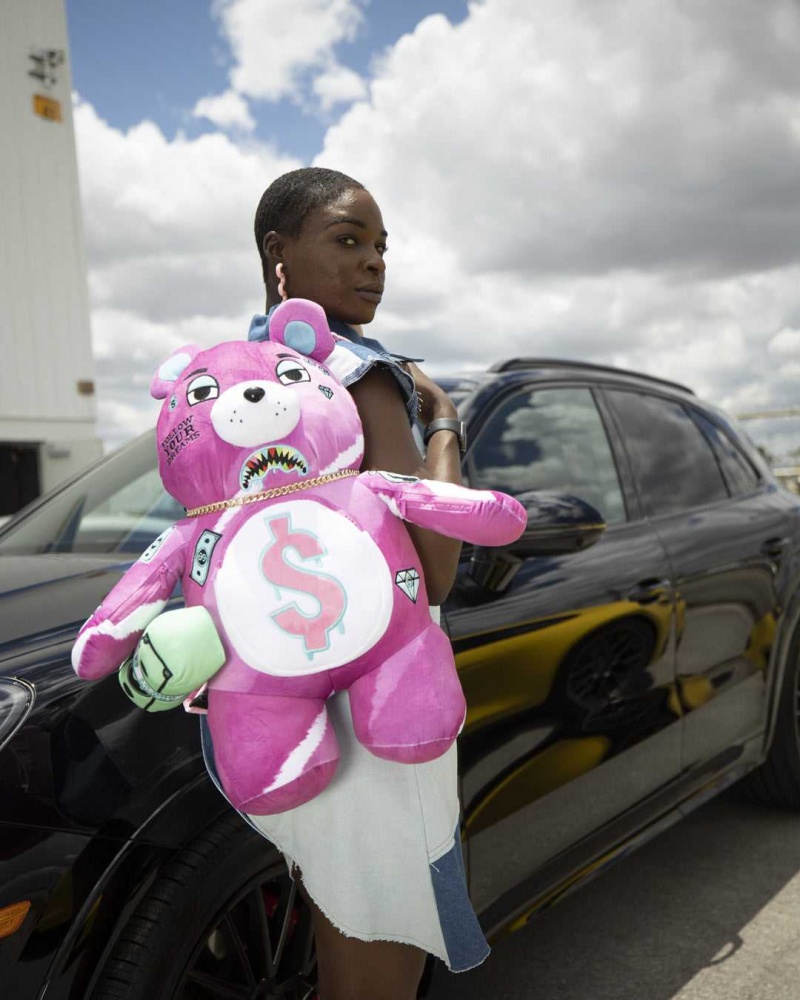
[607,390,728,517]
[690,410,761,495]
[467,386,626,524]
[0,434,183,556]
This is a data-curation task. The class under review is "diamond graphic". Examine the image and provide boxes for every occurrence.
[395,568,420,603]
[318,385,334,399]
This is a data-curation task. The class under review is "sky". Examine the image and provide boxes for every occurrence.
[64,0,800,459]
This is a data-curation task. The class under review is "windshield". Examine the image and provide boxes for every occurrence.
[0,432,183,557]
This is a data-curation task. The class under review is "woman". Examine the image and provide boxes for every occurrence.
[206,166,489,1000]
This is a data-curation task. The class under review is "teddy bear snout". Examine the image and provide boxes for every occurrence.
[211,380,301,448]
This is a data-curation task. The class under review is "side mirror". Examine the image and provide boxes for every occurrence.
[468,492,607,593]
[509,491,607,557]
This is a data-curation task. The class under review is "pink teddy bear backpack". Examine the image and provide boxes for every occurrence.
[72,300,526,814]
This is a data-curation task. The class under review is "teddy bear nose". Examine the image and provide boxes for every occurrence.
[243,387,265,403]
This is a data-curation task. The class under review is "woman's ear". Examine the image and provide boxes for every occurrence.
[264,231,288,302]
[263,230,284,263]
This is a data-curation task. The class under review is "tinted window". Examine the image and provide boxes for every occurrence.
[468,386,626,524]
[691,411,761,495]
[608,390,728,517]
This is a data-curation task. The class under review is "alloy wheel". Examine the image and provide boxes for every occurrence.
[174,865,317,999]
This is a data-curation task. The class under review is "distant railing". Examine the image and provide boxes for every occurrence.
[774,467,800,494]
[735,409,800,494]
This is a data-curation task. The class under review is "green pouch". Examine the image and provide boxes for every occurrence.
[118,606,226,712]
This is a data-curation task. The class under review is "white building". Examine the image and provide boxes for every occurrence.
[0,0,101,516]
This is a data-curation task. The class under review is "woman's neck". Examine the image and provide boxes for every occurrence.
[327,317,363,341]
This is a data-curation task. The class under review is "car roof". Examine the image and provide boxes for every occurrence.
[488,358,695,395]
[440,358,696,402]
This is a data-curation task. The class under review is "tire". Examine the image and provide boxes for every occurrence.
[92,812,317,1000]
[739,638,800,808]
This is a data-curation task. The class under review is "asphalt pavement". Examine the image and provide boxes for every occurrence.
[428,792,800,1000]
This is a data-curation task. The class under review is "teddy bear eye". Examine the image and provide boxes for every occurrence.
[186,374,220,405]
[276,359,311,385]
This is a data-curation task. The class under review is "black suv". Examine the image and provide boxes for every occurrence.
[2,358,800,1000]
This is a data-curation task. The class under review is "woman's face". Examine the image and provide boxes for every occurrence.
[280,188,387,325]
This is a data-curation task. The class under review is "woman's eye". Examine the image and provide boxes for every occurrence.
[339,236,358,247]
[376,243,388,257]
[276,359,311,385]
[186,374,220,405]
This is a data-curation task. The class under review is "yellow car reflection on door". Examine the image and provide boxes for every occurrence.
[457,598,673,736]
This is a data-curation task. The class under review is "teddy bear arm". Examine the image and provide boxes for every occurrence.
[360,472,527,547]
[72,525,190,681]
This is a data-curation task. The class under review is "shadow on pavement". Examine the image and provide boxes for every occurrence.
[428,792,800,1000]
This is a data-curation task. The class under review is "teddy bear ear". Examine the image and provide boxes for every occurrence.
[151,345,202,399]
[268,299,335,362]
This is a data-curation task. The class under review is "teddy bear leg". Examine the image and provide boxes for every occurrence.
[348,623,467,764]
[208,689,339,815]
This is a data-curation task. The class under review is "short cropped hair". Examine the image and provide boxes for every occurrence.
[254,167,364,283]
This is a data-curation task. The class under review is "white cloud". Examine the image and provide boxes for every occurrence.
[213,0,366,107]
[73,0,800,465]
[320,0,800,279]
[74,97,296,261]
[768,327,800,358]
[314,0,800,458]
[73,97,300,447]
[193,89,256,132]
[312,63,368,113]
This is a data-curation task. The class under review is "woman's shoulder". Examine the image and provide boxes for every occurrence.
[327,339,419,424]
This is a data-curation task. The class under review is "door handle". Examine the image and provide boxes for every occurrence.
[761,537,787,559]
[625,578,670,604]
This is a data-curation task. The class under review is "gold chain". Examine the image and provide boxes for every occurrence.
[185,469,359,518]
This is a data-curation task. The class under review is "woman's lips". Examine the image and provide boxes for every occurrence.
[355,288,383,303]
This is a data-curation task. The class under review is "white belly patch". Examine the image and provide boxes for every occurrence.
[215,499,393,676]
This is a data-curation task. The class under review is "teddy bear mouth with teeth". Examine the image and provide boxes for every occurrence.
[240,446,309,489]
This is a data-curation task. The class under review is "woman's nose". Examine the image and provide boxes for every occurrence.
[365,248,386,274]
[243,387,265,403]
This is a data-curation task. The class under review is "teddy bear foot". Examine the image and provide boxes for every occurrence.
[348,622,467,764]
[235,758,340,815]
[208,690,340,815]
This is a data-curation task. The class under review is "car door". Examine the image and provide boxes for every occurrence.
[604,389,787,774]
[444,382,680,918]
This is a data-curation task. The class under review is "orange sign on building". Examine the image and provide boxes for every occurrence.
[33,94,62,122]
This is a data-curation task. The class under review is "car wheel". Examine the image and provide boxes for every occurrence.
[739,636,800,808]
[92,812,318,1000]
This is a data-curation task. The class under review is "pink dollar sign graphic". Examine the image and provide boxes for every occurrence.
[261,514,347,657]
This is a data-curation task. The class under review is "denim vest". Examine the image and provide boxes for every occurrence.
[248,310,419,423]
